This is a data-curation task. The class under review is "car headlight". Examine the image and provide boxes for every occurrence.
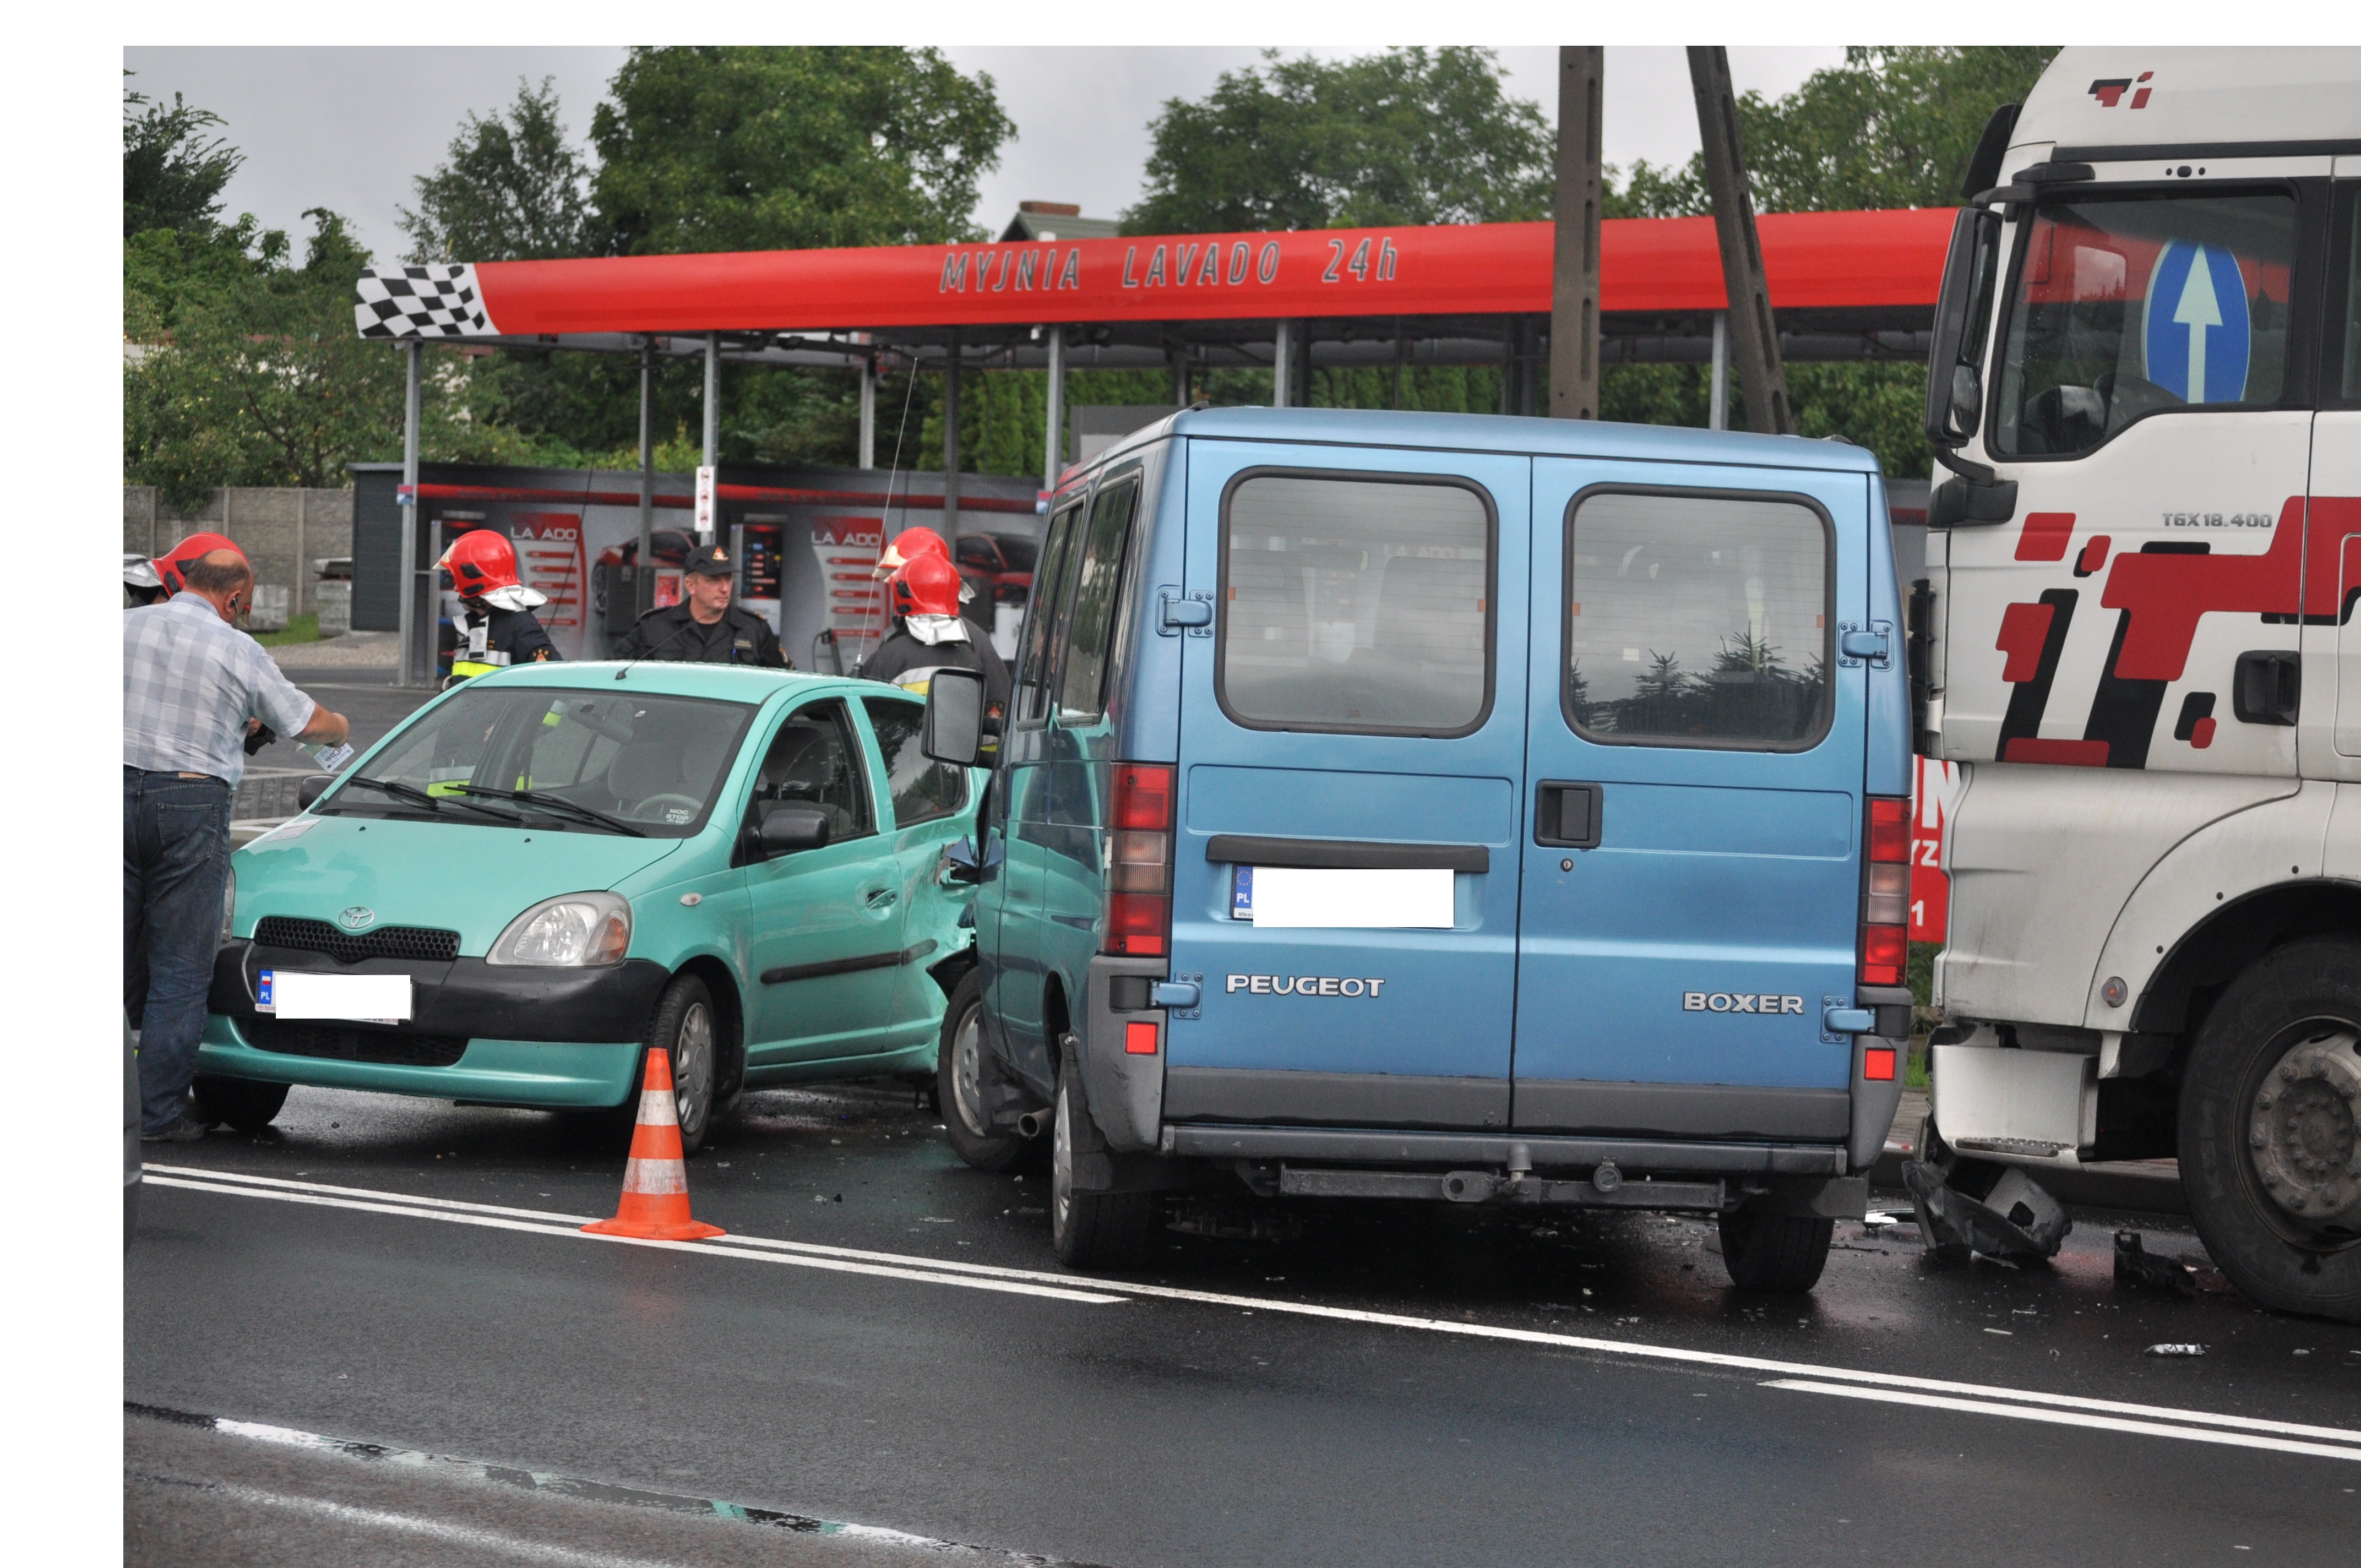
[487,891,632,967]
[219,865,237,947]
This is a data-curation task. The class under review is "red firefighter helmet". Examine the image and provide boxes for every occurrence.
[873,526,951,580]
[155,531,247,597]
[437,529,520,598]
[888,552,964,619]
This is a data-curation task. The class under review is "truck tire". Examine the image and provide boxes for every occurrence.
[1049,1064,1156,1270]
[938,970,1030,1173]
[191,1075,290,1135]
[1717,1205,1834,1292]
[2179,936,2361,1324]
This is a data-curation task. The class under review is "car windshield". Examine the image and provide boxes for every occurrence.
[320,687,755,836]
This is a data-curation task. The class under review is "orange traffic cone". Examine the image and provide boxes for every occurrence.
[583,1048,725,1241]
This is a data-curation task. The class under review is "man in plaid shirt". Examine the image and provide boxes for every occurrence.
[125,546,349,1142]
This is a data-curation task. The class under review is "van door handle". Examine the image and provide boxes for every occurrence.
[1533,781,1602,850]
[1157,588,1214,635]
[1838,624,1892,667]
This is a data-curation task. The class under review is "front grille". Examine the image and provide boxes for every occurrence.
[253,916,460,964]
[243,1017,469,1067]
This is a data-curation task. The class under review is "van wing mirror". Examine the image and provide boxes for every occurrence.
[922,667,986,767]
[757,804,833,854]
[1925,206,2001,450]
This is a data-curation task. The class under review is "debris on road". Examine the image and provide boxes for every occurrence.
[1902,1159,2071,1261]
[2114,1230,2197,1295]
[2144,1343,2208,1358]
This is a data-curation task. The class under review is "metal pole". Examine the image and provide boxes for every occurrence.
[1689,46,1793,435]
[941,329,961,542]
[637,338,655,617]
[701,331,721,469]
[1709,312,1730,431]
[858,351,877,471]
[1393,324,1408,410]
[396,338,423,687]
[1042,325,1065,491]
[1549,46,1606,420]
[1272,319,1293,407]
[1171,344,1190,409]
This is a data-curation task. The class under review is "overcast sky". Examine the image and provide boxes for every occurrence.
[121,45,1843,262]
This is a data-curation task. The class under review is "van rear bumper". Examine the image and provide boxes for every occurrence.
[1158,1123,1847,1177]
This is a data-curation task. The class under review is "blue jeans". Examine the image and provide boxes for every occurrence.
[126,767,231,1134]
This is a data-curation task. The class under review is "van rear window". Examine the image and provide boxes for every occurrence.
[1217,472,1494,737]
[1565,490,1831,751]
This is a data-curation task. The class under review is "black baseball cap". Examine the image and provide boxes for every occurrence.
[684,543,735,578]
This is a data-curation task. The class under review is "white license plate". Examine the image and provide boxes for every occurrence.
[1230,865,1454,929]
[259,970,414,1023]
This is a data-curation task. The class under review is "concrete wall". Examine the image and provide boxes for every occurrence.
[122,487,355,617]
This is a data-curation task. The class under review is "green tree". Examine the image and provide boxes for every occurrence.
[1125,47,1552,233]
[400,77,595,262]
[123,78,243,239]
[590,46,1013,255]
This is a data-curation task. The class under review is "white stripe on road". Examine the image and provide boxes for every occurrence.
[1763,1380,2361,1463]
[140,1175,1125,1305]
[178,1478,690,1568]
[150,1164,2361,1457]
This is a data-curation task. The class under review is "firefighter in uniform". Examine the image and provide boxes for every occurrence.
[437,530,559,684]
[869,526,998,646]
[619,543,791,667]
[861,553,1011,718]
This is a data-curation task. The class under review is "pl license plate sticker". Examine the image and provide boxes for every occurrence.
[257,969,274,1011]
[1231,865,1254,919]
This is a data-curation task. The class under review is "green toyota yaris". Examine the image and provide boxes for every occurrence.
[198,661,983,1152]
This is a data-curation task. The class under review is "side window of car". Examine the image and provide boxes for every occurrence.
[745,700,873,843]
[862,697,967,827]
[1013,501,1086,727]
[1057,476,1140,723]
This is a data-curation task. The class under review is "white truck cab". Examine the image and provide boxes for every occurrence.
[1917,46,2361,1320]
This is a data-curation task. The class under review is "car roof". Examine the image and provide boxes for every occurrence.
[479,662,904,705]
[1081,405,1885,478]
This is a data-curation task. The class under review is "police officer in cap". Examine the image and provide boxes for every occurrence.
[620,542,791,667]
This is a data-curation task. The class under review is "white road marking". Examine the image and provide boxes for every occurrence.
[181,1479,690,1568]
[151,1164,2361,1457]
[1764,1380,2361,1463]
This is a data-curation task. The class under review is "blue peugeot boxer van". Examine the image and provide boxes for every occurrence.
[921,407,1913,1293]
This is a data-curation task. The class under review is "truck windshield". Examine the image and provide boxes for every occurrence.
[1992,189,2297,457]
[320,688,755,836]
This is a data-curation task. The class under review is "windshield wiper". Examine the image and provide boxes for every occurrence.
[449,784,647,837]
[342,776,527,825]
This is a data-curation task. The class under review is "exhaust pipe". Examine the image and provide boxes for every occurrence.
[1016,1106,1054,1139]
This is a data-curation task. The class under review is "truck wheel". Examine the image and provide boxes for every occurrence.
[938,971,1029,1173]
[191,1075,290,1134]
[2179,936,2361,1324]
[1717,1205,1834,1292]
[1049,1064,1156,1270]
[632,974,717,1157]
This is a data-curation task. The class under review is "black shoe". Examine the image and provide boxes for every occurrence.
[140,1117,209,1145]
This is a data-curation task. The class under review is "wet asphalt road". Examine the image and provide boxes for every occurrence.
[129,1082,2361,1567]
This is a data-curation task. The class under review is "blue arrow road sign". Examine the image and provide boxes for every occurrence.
[2142,239,2251,405]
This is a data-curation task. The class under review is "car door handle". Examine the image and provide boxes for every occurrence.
[1533,781,1602,850]
[864,886,899,907]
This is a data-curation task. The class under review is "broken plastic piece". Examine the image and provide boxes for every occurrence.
[1901,1159,2072,1261]
[2144,1343,2207,1357]
[2113,1229,2196,1294]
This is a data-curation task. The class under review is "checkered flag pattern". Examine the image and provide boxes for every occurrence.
[353,265,497,339]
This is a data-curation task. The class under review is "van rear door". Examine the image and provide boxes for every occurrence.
[1165,442,1530,1131]
[1514,465,1868,1141]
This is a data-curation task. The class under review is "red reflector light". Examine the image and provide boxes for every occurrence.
[1864,1047,1896,1082]
[1111,765,1174,830]
[1125,1021,1159,1055]
[1860,923,1907,986]
[1867,796,1910,863]
[1105,891,1167,956]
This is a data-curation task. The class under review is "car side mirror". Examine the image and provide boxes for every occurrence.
[757,804,832,855]
[922,667,986,767]
[298,775,332,809]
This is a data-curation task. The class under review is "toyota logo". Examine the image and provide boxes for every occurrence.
[338,906,377,931]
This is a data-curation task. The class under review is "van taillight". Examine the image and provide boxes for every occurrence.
[1105,764,1175,956]
[1860,796,1909,987]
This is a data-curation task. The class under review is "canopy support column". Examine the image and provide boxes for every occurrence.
[396,338,425,688]
[1689,46,1792,434]
[637,337,655,620]
[942,329,961,541]
[701,332,721,469]
[1549,45,1604,420]
[1272,319,1293,407]
[1170,342,1190,408]
[1709,312,1730,431]
[1042,325,1066,492]
[858,350,877,470]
